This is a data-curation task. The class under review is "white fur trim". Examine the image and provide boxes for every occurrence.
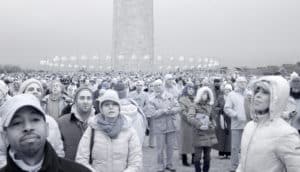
[194,86,214,105]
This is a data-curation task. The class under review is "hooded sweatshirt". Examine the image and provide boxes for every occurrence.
[236,76,300,172]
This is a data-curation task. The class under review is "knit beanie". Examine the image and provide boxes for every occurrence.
[112,81,128,99]
[291,76,300,90]
[73,86,93,103]
[18,78,43,94]
[0,80,8,95]
[97,89,120,108]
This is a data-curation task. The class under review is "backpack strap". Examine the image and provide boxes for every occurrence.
[89,128,95,165]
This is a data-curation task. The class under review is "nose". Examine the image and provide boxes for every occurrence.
[254,91,263,99]
[23,121,34,133]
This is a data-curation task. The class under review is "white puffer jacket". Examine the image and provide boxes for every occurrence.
[237,76,300,172]
[76,115,142,172]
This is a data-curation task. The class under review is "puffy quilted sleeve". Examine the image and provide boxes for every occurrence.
[124,128,143,172]
[275,131,300,172]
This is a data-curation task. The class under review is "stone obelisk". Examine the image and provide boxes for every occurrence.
[112,0,154,71]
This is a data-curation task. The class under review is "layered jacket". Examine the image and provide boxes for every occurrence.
[0,142,91,172]
[147,92,181,134]
[58,106,95,160]
[75,115,142,172]
[237,76,300,172]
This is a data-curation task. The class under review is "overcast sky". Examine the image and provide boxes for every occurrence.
[0,0,300,69]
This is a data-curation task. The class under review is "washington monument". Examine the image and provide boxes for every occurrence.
[112,0,154,71]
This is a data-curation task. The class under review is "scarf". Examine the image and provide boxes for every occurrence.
[96,114,124,139]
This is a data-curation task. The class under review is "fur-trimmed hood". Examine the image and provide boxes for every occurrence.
[251,76,290,121]
[194,86,214,105]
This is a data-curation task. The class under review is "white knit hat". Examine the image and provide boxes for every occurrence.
[97,89,120,108]
[18,78,43,94]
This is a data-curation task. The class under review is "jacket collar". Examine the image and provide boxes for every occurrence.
[4,142,59,172]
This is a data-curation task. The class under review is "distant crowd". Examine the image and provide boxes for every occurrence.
[0,70,300,172]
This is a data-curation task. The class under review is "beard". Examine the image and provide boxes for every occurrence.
[290,89,300,99]
[18,134,44,157]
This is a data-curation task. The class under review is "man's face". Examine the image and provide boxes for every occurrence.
[136,83,143,92]
[67,85,77,98]
[214,82,221,89]
[5,106,48,157]
[24,83,43,100]
[51,82,61,94]
[153,82,163,94]
[236,81,247,91]
[187,87,194,96]
[101,101,120,118]
[75,90,93,113]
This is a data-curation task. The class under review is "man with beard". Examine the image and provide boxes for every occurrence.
[289,76,300,133]
[58,87,95,160]
[0,94,91,172]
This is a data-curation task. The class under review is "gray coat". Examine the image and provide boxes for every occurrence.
[148,92,180,134]
[178,96,194,154]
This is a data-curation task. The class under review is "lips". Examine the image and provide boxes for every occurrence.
[20,134,40,143]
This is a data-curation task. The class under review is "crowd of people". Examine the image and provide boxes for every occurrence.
[0,69,300,172]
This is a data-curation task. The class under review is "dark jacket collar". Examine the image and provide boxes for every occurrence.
[3,142,59,172]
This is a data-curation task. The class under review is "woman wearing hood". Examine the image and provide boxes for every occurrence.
[186,86,218,172]
[237,76,300,172]
[75,89,142,172]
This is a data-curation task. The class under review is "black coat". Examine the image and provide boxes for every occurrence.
[0,142,91,172]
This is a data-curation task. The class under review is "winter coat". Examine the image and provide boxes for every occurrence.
[237,76,300,172]
[178,96,194,154]
[119,98,147,144]
[75,115,143,172]
[147,92,181,134]
[224,90,247,129]
[212,89,231,153]
[186,87,218,147]
[0,142,91,172]
[0,115,64,168]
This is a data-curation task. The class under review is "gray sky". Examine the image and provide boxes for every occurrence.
[1,0,300,69]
